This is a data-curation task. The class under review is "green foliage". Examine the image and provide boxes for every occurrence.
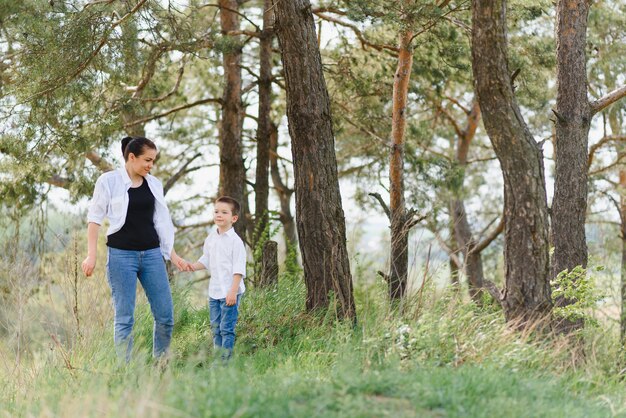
[283,242,302,279]
[0,0,225,214]
[551,265,606,326]
[1,222,624,417]
[3,272,624,417]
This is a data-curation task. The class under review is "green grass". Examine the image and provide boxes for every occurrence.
[1,275,625,417]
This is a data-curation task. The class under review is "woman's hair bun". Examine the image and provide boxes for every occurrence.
[120,136,157,161]
[121,137,134,156]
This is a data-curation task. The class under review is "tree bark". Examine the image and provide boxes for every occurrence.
[253,0,275,248]
[388,30,414,300]
[260,240,279,287]
[550,0,591,332]
[472,0,552,326]
[273,0,356,320]
[218,0,246,238]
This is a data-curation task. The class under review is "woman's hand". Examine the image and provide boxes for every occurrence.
[83,223,100,277]
[82,255,96,277]
[171,253,192,272]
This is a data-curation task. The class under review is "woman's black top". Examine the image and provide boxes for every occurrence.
[107,178,160,251]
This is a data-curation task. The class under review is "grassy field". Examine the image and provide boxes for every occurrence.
[1,268,625,418]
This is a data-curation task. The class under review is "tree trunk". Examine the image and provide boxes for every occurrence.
[253,0,275,248]
[450,199,485,300]
[472,0,552,326]
[450,257,460,287]
[609,110,626,347]
[448,99,486,302]
[388,30,413,300]
[269,123,297,252]
[621,168,626,345]
[260,240,279,287]
[448,232,460,289]
[273,0,356,320]
[551,0,591,332]
[218,0,246,238]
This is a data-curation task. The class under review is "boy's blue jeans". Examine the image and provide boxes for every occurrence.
[209,294,242,359]
[106,247,174,360]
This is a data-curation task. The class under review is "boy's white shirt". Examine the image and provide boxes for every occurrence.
[198,227,247,299]
[86,167,175,260]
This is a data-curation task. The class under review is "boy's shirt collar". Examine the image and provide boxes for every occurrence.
[215,226,236,237]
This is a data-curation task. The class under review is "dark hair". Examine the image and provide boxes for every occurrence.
[216,196,241,216]
[121,136,157,161]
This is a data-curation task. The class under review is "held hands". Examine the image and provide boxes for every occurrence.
[82,252,195,276]
[171,253,193,272]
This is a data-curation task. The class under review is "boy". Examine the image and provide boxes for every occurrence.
[190,196,246,360]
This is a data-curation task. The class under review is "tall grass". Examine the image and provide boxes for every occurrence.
[1,232,625,416]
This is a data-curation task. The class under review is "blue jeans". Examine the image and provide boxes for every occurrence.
[209,295,242,359]
[106,247,174,360]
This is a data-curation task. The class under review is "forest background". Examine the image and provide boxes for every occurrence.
[2,0,626,416]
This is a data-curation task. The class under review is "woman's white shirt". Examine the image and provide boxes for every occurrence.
[87,168,175,260]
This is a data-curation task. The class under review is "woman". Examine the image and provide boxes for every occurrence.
[81,136,188,360]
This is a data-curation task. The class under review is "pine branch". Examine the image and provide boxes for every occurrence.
[85,151,113,172]
[163,153,202,195]
[469,216,504,255]
[436,103,464,139]
[406,208,427,229]
[587,135,626,169]
[313,12,399,54]
[82,0,115,10]
[368,192,391,221]
[337,107,388,146]
[589,154,626,177]
[226,29,261,38]
[198,3,261,32]
[591,85,626,115]
[47,174,69,188]
[30,0,149,99]
[444,95,470,114]
[124,97,223,128]
[598,190,624,226]
[434,231,463,269]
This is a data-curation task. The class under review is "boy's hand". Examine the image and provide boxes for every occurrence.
[188,262,205,272]
[226,289,238,306]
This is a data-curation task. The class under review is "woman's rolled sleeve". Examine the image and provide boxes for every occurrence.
[150,178,175,260]
[155,219,175,260]
[87,177,108,225]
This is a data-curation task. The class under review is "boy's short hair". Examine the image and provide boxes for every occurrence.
[216,196,241,216]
